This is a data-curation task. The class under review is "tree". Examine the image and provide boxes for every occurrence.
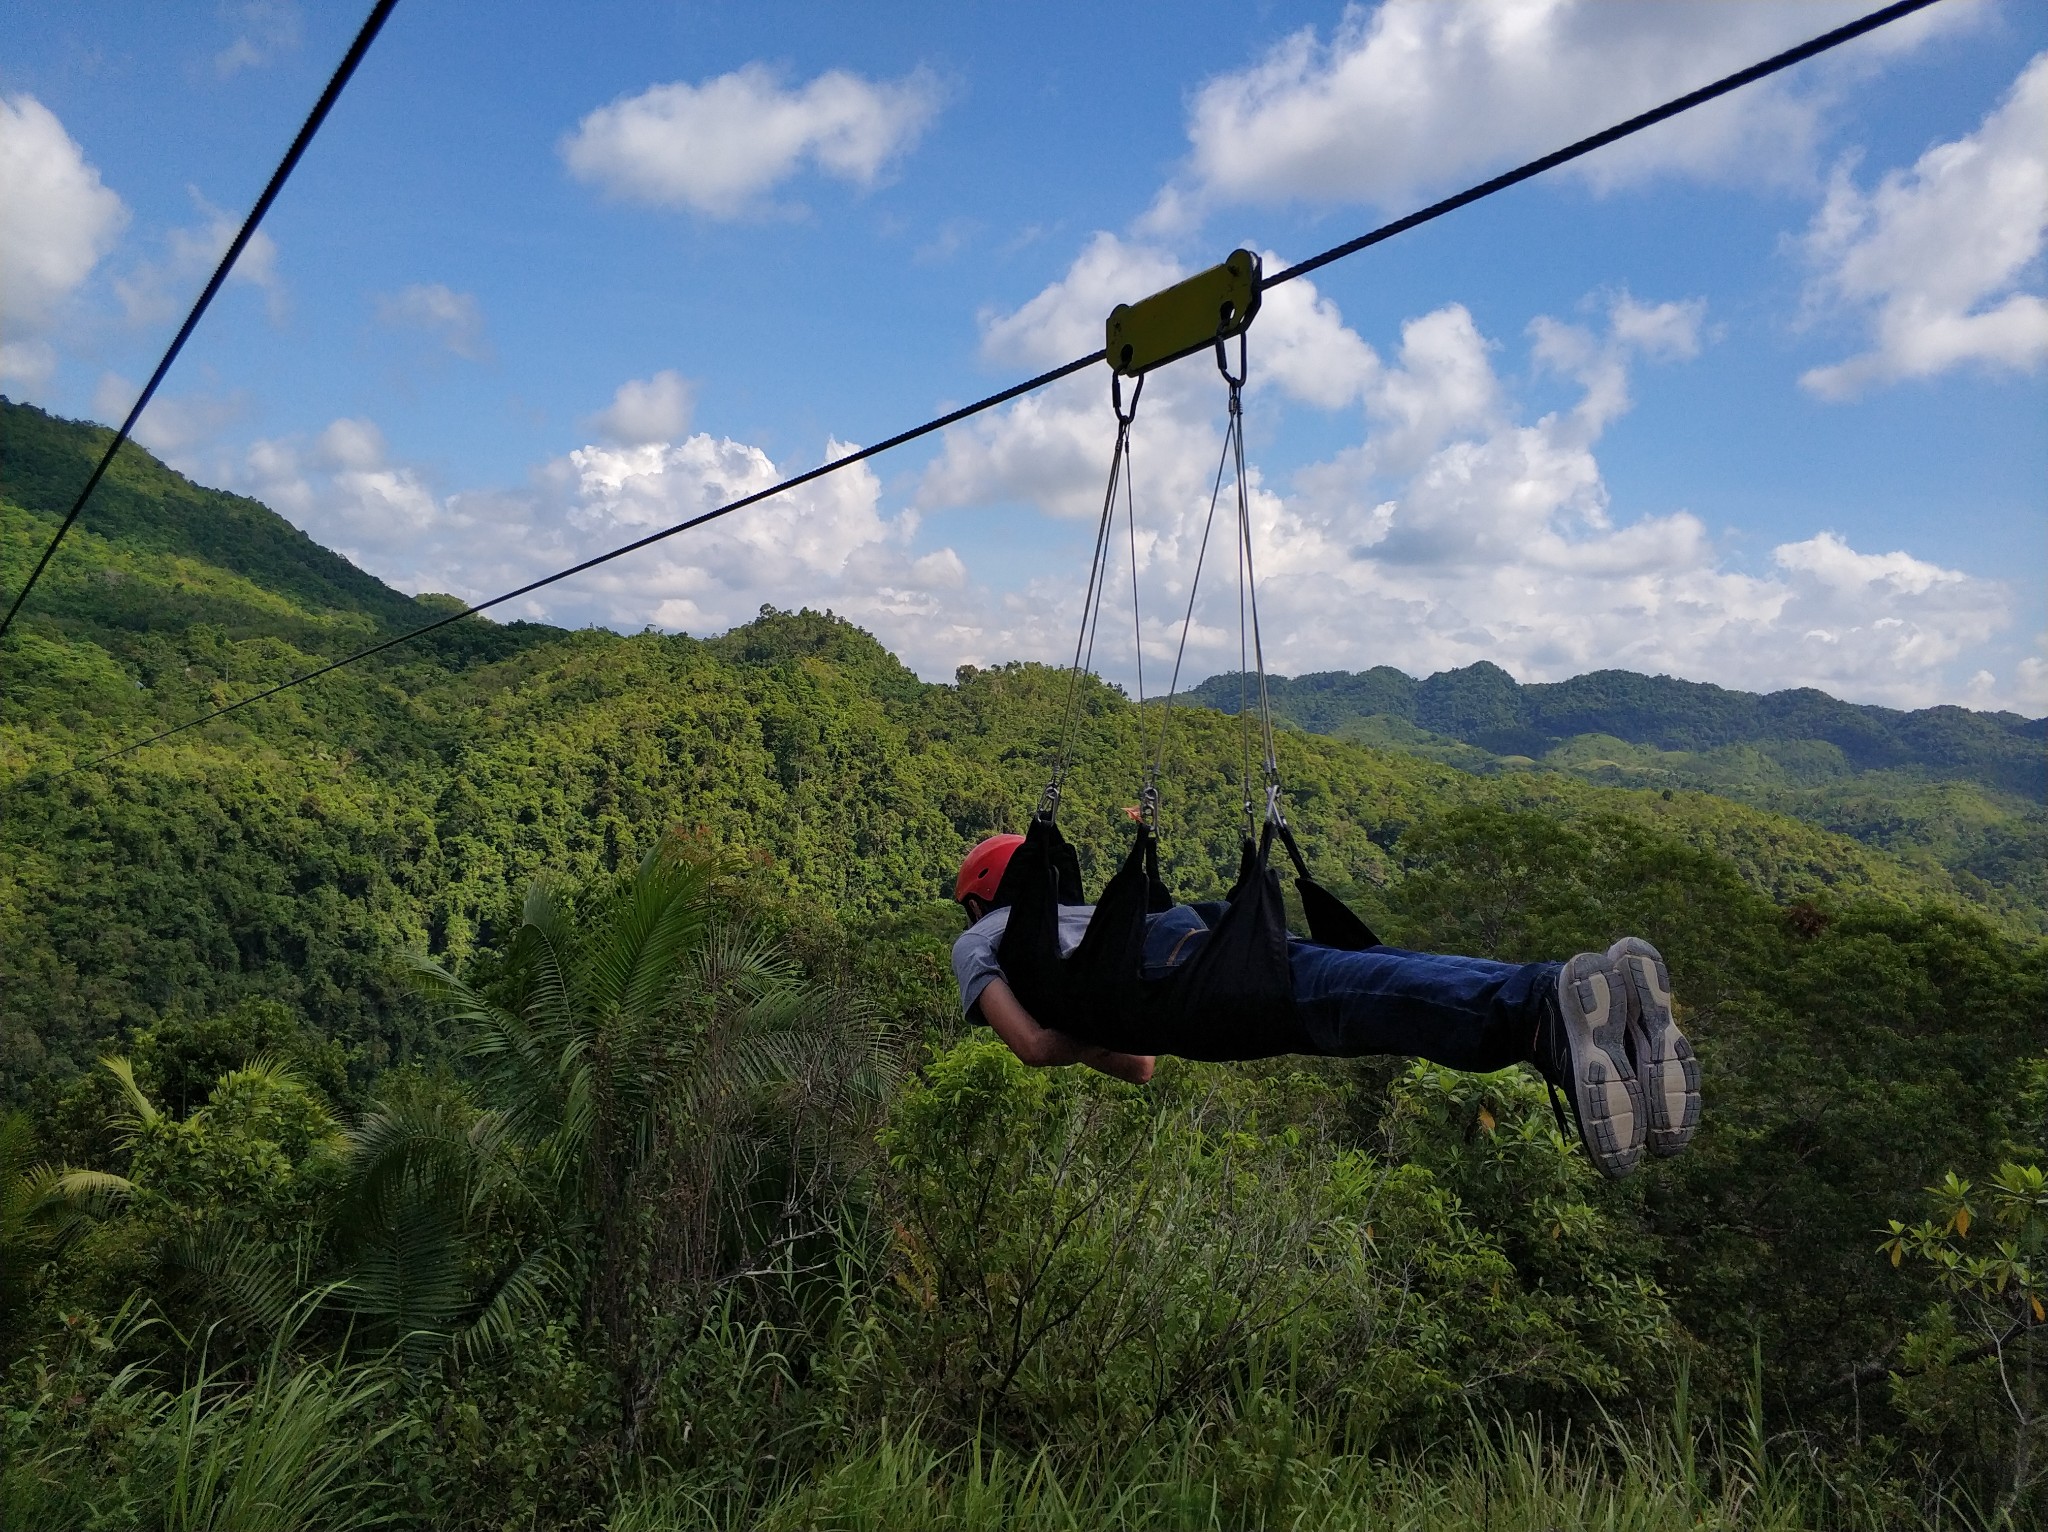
[393,832,891,1448]
[1884,1162,2048,1524]
[0,1108,128,1356]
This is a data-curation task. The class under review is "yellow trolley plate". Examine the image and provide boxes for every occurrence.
[1104,249,1262,379]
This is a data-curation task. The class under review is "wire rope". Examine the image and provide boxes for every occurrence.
[1140,414,1237,826]
[7,0,1944,790]
[1045,376,1137,814]
[0,0,401,644]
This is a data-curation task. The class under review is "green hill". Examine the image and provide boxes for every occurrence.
[1184,663,2047,925]
[0,396,2036,1080]
[3,398,2045,1528]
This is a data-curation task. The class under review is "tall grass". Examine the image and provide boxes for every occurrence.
[608,1402,1938,1532]
[152,1337,392,1532]
[1,1315,392,1532]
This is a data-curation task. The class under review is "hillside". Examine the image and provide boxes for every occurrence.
[1,397,2037,1080]
[4,399,2045,1528]
[1185,663,2047,925]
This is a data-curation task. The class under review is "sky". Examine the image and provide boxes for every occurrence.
[3,0,2045,714]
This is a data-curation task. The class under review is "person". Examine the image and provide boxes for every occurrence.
[950,833,1700,1179]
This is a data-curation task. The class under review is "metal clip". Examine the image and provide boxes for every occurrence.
[1216,326,1248,393]
[1264,781,1286,827]
[1110,369,1145,427]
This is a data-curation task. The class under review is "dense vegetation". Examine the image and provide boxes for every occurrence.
[2,399,2044,1527]
[1185,663,2048,929]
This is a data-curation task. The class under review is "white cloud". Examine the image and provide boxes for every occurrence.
[1800,51,2048,399]
[229,415,982,677]
[0,340,58,393]
[930,235,1386,523]
[921,238,2024,707]
[2012,631,2048,714]
[586,370,695,445]
[115,187,284,326]
[560,64,941,218]
[208,229,2028,711]
[0,93,129,387]
[1245,300,2013,708]
[375,283,490,361]
[1146,0,1982,229]
[90,372,246,457]
[213,1,303,79]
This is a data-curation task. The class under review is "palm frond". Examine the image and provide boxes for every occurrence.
[166,1225,324,1345]
[99,1055,160,1140]
[459,1240,577,1362]
[340,1192,470,1366]
[606,850,718,1026]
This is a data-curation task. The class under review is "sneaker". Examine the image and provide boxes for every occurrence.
[1536,953,1645,1179]
[1608,937,1700,1158]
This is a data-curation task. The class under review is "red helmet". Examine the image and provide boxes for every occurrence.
[954,833,1025,906]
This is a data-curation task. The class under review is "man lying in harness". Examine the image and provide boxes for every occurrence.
[950,833,1700,1180]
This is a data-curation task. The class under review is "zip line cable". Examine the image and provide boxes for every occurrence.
[0,0,401,644]
[10,0,1943,788]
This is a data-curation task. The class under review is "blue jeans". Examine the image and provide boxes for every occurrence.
[1141,909,1553,1072]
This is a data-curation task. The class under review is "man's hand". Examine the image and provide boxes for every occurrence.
[976,977,1155,1085]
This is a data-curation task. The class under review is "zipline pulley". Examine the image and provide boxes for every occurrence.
[1001,248,1381,1063]
[1105,249,1262,379]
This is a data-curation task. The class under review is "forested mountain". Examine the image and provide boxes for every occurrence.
[1185,663,2047,925]
[1,397,2016,1081]
[3,397,2043,1527]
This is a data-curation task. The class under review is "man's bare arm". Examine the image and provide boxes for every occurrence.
[975,977,1155,1085]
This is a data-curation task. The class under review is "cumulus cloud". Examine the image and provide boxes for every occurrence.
[929,235,1383,523]
[561,64,942,217]
[1145,0,1980,229]
[2012,631,2048,714]
[1800,51,2048,399]
[229,415,980,676]
[1246,300,2011,708]
[213,1,303,79]
[208,225,2026,710]
[375,283,490,361]
[115,187,284,326]
[919,236,2022,707]
[91,372,246,458]
[0,93,129,389]
[586,370,695,445]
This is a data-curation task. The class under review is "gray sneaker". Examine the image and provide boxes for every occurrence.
[1536,953,1645,1179]
[1608,937,1699,1157]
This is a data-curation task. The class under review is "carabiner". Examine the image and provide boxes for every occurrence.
[1110,369,1145,427]
[1214,322,1248,391]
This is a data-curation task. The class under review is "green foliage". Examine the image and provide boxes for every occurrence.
[0,1110,130,1357]
[1189,661,2046,925]
[0,1303,390,1531]
[1883,1161,2048,1523]
[881,1039,1680,1452]
[5,402,2047,1527]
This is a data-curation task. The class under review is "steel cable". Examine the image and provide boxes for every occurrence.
[8,0,1943,788]
[0,0,401,643]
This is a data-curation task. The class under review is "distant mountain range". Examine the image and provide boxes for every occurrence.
[3,394,2042,986]
[1182,664,2044,800]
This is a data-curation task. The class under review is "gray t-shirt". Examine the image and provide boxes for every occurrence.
[951,904,1094,1017]
[950,902,1212,1018]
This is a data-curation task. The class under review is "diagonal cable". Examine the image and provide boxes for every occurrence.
[0,0,401,643]
[14,0,1942,785]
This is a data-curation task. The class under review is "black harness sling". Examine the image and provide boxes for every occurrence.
[993,252,1380,1063]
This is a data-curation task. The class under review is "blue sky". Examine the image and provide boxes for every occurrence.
[3,0,2045,711]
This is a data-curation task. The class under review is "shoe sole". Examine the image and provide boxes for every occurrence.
[1557,953,1644,1179]
[1609,937,1699,1158]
